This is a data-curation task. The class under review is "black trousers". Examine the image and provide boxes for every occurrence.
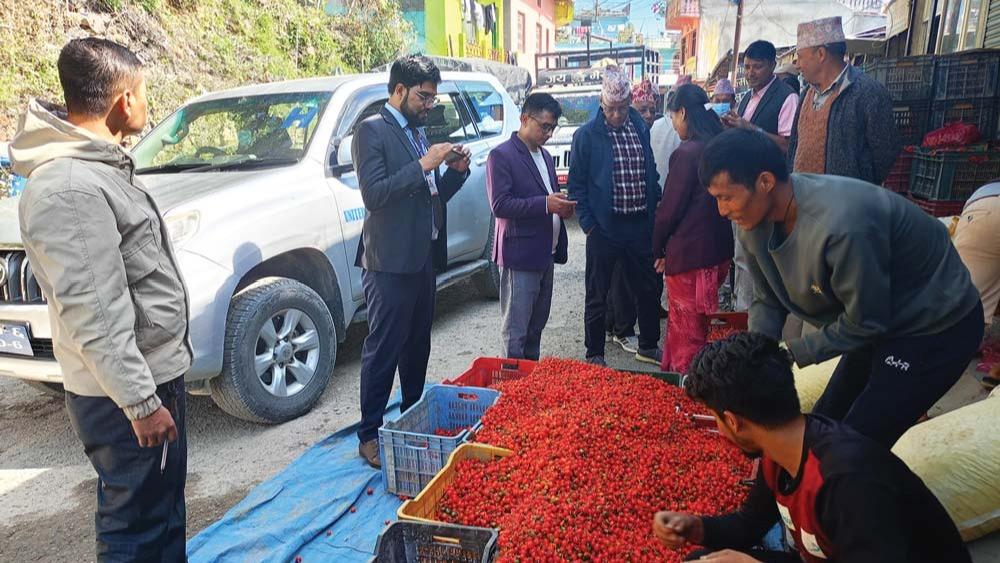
[813,301,984,447]
[585,228,661,357]
[358,255,436,443]
[605,263,638,338]
[66,377,187,563]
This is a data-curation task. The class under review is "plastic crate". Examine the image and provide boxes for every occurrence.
[442,357,536,387]
[892,103,932,146]
[929,98,1000,141]
[883,148,917,194]
[399,443,514,524]
[909,147,1000,201]
[380,385,501,497]
[907,194,966,217]
[872,56,936,102]
[371,521,499,563]
[933,51,1000,101]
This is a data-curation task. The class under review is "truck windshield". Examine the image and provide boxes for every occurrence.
[550,91,601,127]
[133,91,332,173]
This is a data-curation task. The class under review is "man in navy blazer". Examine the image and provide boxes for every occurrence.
[568,67,662,367]
[352,56,471,468]
[486,93,574,360]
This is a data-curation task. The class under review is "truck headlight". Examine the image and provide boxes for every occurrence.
[164,211,200,246]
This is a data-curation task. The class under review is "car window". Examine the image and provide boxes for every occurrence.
[350,100,387,135]
[424,93,475,146]
[133,91,332,170]
[550,90,601,127]
[460,81,505,140]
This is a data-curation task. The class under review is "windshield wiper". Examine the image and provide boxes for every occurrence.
[135,162,209,175]
[178,157,301,173]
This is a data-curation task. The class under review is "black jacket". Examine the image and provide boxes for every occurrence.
[353,107,467,273]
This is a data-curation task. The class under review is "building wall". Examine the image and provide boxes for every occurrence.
[693,0,885,79]
[423,0,507,60]
[504,0,557,78]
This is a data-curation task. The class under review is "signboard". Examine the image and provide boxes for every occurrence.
[537,69,604,87]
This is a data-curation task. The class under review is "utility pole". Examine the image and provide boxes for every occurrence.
[730,0,744,84]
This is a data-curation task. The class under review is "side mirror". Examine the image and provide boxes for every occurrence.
[330,134,354,176]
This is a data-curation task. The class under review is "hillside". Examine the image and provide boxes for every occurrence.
[0,0,408,139]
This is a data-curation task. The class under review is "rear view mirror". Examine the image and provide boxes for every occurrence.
[330,135,354,176]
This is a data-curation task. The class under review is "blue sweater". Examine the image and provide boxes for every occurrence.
[567,108,660,240]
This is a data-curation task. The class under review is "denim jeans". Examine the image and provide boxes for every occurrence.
[66,377,187,563]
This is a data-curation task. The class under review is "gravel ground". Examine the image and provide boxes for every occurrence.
[1,222,997,562]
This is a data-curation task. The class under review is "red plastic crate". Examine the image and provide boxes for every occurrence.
[907,194,966,217]
[706,312,748,342]
[443,357,536,387]
[883,148,917,194]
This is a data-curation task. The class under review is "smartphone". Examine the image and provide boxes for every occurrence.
[444,147,465,164]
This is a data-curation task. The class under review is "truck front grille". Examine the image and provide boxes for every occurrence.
[1,251,45,304]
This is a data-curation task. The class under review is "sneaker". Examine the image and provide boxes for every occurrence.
[613,335,639,354]
[586,355,607,367]
[635,347,663,365]
[359,439,381,469]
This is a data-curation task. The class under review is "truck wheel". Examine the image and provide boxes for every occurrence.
[211,277,336,423]
[471,217,501,299]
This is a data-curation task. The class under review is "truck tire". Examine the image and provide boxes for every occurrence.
[471,217,501,299]
[210,277,336,423]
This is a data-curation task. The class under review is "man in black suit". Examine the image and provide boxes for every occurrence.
[353,55,471,467]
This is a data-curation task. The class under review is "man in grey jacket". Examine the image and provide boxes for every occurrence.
[12,38,191,561]
[700,129,983,448]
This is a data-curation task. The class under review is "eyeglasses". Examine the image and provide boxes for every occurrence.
[410,89,437,107]
[529,115,559,134]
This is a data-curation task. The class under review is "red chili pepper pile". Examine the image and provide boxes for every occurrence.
[437,358,751,562]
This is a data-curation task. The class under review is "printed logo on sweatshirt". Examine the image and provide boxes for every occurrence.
[884,356,911,371]
[801,530,828,559]
[776,502,796,530]
[810,283,823,296]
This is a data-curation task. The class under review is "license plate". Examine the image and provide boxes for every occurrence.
[0,322,34,357]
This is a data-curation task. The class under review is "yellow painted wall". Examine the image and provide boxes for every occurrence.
[425,0,506,58]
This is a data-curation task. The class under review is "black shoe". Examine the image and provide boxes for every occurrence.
[635,347,662,365]
[359,439,381,469]
[586,355,607,367]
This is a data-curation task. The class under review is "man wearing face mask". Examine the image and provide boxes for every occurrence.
[652,332,971,563]
[352,55,472,467]
[568,66,662,367]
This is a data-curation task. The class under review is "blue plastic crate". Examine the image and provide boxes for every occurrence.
[379,385,501,497]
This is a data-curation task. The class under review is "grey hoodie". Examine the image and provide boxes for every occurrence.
[12,100,192,420]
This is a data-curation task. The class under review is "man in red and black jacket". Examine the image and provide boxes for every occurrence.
[652,332,970,563]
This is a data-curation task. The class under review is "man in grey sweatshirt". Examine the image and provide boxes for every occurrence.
[699,129,983,447]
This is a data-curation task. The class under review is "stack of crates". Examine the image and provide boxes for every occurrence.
[869,50,1000,215]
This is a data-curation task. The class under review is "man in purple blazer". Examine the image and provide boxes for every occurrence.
[486,93,575,360]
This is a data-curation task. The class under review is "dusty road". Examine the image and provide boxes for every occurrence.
[1,223,998,562]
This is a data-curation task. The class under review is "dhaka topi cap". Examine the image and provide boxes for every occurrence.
[632,79,656,104]
[797,16,846,50]
[602,65,632,103]
[714,78,735,96]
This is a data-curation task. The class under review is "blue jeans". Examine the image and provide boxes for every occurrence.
[66,377,187,563]
[499,264,554,360]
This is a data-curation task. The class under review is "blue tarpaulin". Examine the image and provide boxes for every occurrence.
[188,406,405,563]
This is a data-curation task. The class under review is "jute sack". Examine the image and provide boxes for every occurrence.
[792,356,838,412]
[893,395,1000,541]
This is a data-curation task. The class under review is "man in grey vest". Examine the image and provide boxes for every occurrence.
[723,40,799,312]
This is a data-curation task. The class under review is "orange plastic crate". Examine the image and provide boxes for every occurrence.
[442,357,536,387]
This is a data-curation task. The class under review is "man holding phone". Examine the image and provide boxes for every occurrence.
[487,93,573,360]
[352,55,471,468]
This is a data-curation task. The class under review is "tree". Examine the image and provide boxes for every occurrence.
[332,0,413,73]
